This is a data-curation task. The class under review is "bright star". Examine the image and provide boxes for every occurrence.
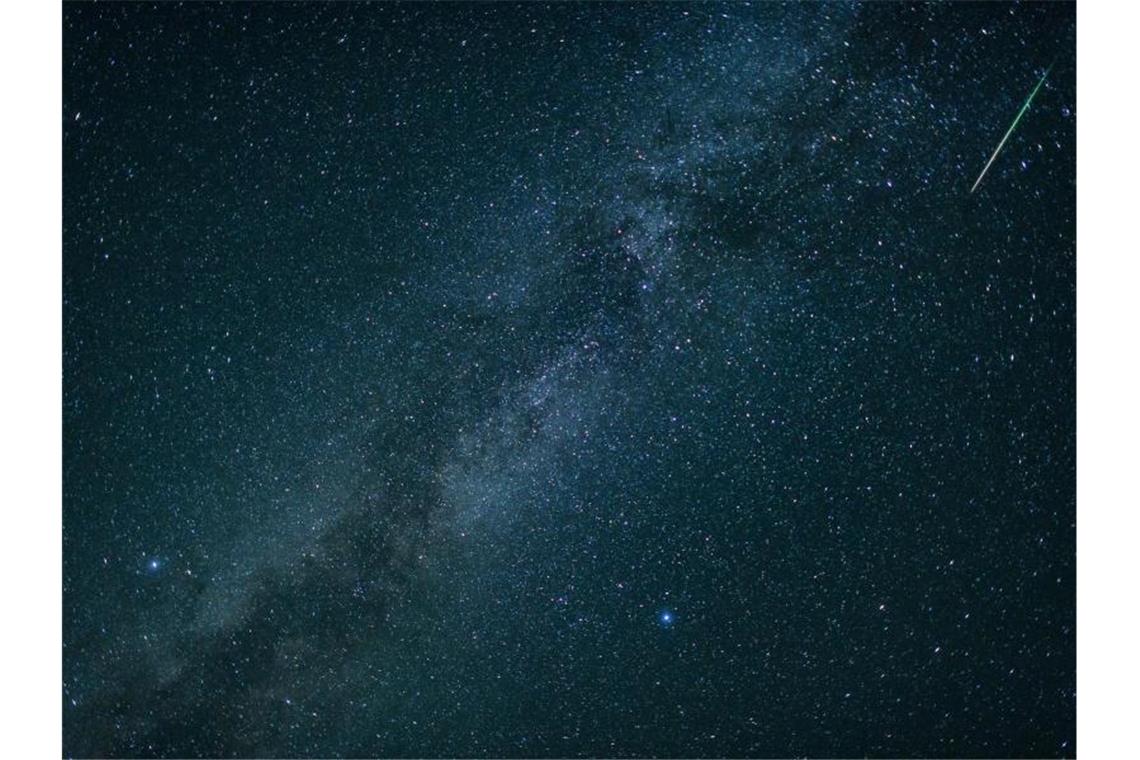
[658,609,675,627]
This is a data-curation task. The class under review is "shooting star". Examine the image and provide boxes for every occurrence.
[970,65,1053,194]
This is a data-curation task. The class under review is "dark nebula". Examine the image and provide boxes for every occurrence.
[63,3,1075,757]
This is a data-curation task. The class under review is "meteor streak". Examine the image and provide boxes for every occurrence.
[970,65,1052,194]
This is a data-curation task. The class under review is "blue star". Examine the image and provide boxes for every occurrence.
[658,609,676,627]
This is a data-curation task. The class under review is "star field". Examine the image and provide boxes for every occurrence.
[63,3,1075,757]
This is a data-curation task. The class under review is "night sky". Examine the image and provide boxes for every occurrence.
[62,3,1075,757]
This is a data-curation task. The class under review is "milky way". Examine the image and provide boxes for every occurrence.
[64,3,1075,757]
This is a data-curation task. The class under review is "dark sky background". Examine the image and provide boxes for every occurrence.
[63,3,1075,757]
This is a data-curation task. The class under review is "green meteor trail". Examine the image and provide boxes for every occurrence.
[970,65,1052,194]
